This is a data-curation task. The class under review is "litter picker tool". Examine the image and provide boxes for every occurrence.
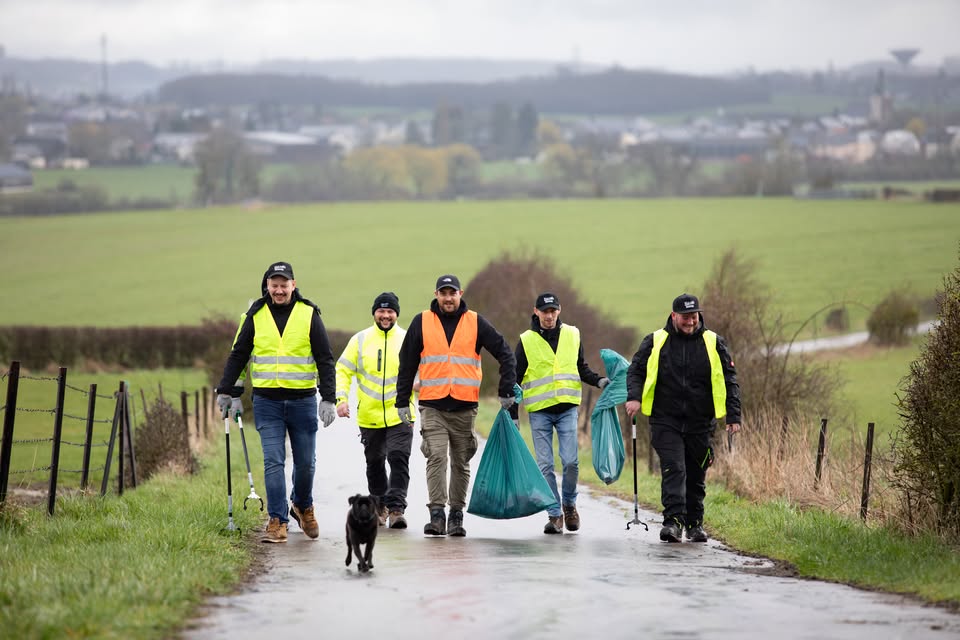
[235,415,263,511]
[626,416,649,531]
[221,407,240,534]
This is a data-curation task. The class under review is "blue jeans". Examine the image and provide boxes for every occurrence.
[529,407,579,518]
[252,394,318,522]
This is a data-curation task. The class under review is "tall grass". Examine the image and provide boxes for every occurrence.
[0,434,263,639]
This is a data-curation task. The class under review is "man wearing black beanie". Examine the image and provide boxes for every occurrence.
[334,291,415,529]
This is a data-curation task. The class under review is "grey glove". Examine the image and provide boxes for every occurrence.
[318,400,336,428]
[397,406,412,426]
[499,396,515,410]
[598,377,611,389]
[217,393,242,418]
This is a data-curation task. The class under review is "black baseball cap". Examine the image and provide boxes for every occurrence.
[672,293,701,314]
[435,274,461,291]
[535,292,560,310]
[264,261,295,280]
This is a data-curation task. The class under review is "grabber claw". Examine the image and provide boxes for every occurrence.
[235,415,264,511]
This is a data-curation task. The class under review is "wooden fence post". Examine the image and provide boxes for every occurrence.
[0,360,21,504]
[814,418,829,488]
[860,422,875,521]
[47,367,67,516]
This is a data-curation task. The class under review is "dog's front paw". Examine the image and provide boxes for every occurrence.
[358,562,370,573]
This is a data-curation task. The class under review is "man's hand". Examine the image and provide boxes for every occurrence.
[397,406,412,426]
[318,401,336,427]
[336,401,350,418]
[216,393,231,417]
[726,422,741,434]
[499,396,515,410]
[625,399,641,419]
[598,377,610,389]
[512,418,520,429]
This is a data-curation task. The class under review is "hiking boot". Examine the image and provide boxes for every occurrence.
[562,504,580,532]
[659,518,682,543]
[423,508,446,536]
[262,517,288,543]
[686,524,708,543]
[543,515,564,535]
[448,509,466,537]
[377,503,388,526]
[388,510,407,529]
[290,503,319,539]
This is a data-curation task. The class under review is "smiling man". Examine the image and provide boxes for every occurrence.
[625,293,741,544]
[216,261,338,543]
[395,274,516,537]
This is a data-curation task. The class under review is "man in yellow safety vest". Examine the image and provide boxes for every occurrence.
[511,292,609,535]
[335,292,415,530]
[625,293,741,543]
[216,261,338,544]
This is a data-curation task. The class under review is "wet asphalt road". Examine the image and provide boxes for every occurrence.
[186,411,959,640]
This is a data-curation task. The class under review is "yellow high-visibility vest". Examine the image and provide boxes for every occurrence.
[247,302,317,390]
[640,329,726,419]
[335,324,412,428]
[519,324,582,412]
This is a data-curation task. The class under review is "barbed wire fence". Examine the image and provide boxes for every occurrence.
[0,360,211,516]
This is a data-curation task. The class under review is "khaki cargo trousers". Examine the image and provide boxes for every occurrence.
[419,406,479,510]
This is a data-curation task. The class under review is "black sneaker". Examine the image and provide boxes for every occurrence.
[448,509,466,537]
[686,524,708,542]
[659,518,682,543]
[423,508,446,536]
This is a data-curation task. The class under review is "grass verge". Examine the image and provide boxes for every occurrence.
[0,434,264,639]
[474,400,960,608]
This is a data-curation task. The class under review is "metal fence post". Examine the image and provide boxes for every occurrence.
[180,391,189,437]
[118,383,126,496]
[100,382,124,497]
[194,390,200,437]
[80,383,97,491]
[0,360,22,504]
[47,367,67,516]
[860,422,875,521]
[814,418,829,488]
[202,387,209,437]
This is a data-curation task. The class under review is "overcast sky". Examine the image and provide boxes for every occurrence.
[3,0,958,74]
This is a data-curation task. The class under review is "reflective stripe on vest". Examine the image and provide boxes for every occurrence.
[519,324,582,412]
[418,310,482,402]
[335,324,410,428]
[640,329,726,419]
[250,302,317,389]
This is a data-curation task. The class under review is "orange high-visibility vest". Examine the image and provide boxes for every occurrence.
[418,310,482,402]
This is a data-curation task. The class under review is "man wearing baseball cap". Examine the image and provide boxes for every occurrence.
[216,261,338,543]
[334,292,416,529]
[512,292,609,535]
[395,274,517,537]
[624,293,741,544]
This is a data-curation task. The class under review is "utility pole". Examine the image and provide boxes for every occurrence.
[100,34,109,102]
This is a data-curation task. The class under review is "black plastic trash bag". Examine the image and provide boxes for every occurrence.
[467,407,558,519]
[590,349,628,484]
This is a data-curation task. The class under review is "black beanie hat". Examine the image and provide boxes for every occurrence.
[372,291,400,316]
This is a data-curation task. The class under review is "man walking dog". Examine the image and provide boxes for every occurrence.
[216,261,338,543]
[336,292,416,529]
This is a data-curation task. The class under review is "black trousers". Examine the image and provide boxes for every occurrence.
[650,423,714,527]
[359,424,413,511]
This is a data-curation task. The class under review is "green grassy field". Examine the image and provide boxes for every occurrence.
[2,368,209,491]
[2,198,957,336]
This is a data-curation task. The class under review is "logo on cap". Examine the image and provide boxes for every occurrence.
[441,277,453,284]
[684,300,696,309]
[272,264,287,272]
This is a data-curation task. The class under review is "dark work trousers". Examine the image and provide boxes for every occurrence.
[359,424,414,512]
[650,422,714,527]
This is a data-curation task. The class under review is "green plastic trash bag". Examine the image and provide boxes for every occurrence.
[590,349,628,484]
[467,407,558,519]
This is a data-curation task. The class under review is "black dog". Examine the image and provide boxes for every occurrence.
[345,494,379,573]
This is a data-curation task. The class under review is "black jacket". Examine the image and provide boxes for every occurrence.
[510,316,603,418]
[626,313,741,431]
[395,298,516,412]
[216,289,337,401]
